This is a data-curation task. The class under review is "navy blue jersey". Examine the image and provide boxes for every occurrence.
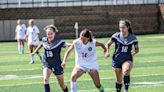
[42,37,66,67]
[111,32,138,64]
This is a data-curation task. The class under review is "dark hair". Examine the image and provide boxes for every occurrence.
[120,19,133,34]
[44,24,58,33]
[80,29,93,42]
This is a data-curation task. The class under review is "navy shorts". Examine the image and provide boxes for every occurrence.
[43,61,64,75]
[112,59,133,69]
[112,54,133,68]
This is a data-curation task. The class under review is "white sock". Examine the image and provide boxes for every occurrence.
[37,52,42,60]
[30,53,34,62]
[18,45,21,54]
[71,82,77,92]
[21,45,24,54]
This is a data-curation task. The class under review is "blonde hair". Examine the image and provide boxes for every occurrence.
[44,24,58,33]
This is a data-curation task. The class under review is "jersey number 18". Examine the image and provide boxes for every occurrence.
[121,46,128,52]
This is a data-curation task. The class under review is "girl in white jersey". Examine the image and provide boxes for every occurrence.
[62,29,108,92]
[26,19,42,64]
[15,19,26,54]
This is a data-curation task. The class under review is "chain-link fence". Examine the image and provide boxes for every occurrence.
[0,0,164,8]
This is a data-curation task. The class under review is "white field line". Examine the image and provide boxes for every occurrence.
[0,68,40,72]
[78,84,164,92]
[0,73,164,81]
[0,73,164,87]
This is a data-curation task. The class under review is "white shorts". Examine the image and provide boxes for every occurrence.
[76,64,99,72]
[17,35,26,40]
[28,40,40,46]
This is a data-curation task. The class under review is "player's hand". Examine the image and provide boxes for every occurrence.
[61,62,66,69]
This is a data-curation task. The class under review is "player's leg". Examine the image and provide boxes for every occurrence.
[71,67,85,92]
[20,39,25,54]
[56,74,68,92]
[88,69,104,92]
[35,45,42,61]
[43,68,52,92]
[29,45,34,64]
[113,67,123,92]
[17,39,21,54]
[122,61,133,92]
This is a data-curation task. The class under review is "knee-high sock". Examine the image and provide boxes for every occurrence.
[124,75,130,90]
[20,45,24,54]
[63,86,68,92]
[29,53,34,62]
[44,84,50,92]
[116,82,122,92]
[71,82,77,92]
[18,45,21,54]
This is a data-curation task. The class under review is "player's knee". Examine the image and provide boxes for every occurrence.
[123,69,130,76]
[43,78,49,84]
[71,75,77,82]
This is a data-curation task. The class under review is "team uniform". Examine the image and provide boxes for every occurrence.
[111,32,138,68]
[73,38,99,72]
[42,37,66,75]
[15,24,26,40]
[26,25,40,46]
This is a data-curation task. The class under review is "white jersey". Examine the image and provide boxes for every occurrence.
[26,25,40,46]
[15,24,26,39]
[73,38,98,70]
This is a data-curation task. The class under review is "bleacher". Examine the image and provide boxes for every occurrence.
[0,0,164,40]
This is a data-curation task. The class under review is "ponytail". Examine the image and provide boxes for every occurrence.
[80,29,93,42]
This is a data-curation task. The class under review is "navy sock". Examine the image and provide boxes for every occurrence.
[124,75,130,90]
[63,86,68,92]
[44,84,50,92]
[116,82,122,92]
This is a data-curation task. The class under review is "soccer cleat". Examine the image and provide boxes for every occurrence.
[100,90,104,92]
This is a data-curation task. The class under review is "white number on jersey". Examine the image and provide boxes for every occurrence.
[121,46,128,52]
[46,51,53,57]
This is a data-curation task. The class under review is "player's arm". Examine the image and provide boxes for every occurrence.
[34,33,40,41]
[131,44,139,56]
[96,41,108,57]
[31,43,43,55]
[65,42,72,47]
[105,40,113,57]
[61,44,74,68]
[26,34,28,42]
[15,32,17,40]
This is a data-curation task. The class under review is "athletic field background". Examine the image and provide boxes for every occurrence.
[0,34,164,92]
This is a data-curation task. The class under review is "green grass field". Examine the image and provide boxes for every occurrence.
[0,34,164,92]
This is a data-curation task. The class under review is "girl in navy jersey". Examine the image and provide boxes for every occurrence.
[106,20,139,92]
[62,29,108,92]
[32,25,69,92]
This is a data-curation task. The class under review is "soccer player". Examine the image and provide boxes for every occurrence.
[105,19,139,92]
[31,25,69,92]
[62,29,108,92]
[26,19,42,64]
[15,19,26,54]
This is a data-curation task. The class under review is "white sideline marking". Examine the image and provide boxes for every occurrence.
[132,82,164,85]
[0,75,43,80]
[0,73,163,81]
[0,74,164,87]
